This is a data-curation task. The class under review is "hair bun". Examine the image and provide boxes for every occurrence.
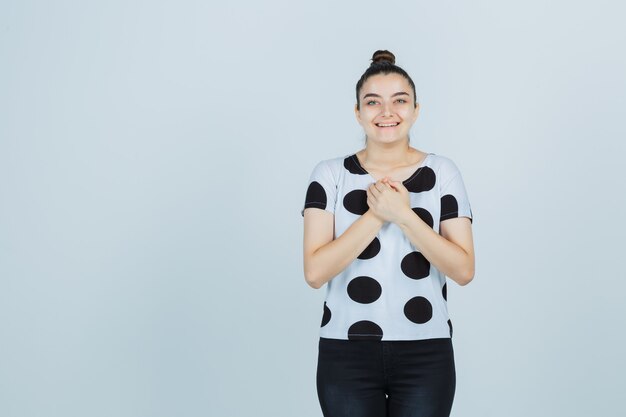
[371,50,396,66]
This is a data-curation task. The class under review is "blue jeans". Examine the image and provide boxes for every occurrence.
[316,337,456,417]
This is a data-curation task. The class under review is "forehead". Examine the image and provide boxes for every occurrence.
[360,73,412,97]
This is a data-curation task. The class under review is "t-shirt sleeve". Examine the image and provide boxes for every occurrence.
[301,160,337,217]
[439,160,473,224]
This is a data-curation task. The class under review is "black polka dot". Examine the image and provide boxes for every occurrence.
[303,181,327,213]
[344,155,368,175]
[321,302,331,327]
[442,283,447,301]
[348,320,383,340]
[347,276,382,304]
[440,194,459,221]
[344,189,368,215]
[357,237,381,260]
[412,207,434,228]
[404,166,436,193]
[448,319,453,337]
[404,296,433,324]
[400,251,430,280]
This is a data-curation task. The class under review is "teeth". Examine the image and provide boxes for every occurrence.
[377,123,398,127]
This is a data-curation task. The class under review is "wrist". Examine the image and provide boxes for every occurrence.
[395,207,416,227]
[364,209,385,227]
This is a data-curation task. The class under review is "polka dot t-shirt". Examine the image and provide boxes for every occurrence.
[301,152,473,341]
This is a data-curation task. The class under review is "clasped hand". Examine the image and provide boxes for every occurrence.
[366,177,411,224]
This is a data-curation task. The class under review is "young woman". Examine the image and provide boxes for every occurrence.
[301,50,475,417]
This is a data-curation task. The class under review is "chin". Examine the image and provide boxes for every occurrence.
[369,135,406,143]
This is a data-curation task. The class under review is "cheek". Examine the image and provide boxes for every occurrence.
[359,111,378,123]
[403,109,418,122]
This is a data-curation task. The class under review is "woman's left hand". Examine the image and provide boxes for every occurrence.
[366,178,411,224]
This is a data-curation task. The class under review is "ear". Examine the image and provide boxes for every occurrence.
[354,103,362,123]
[413,102,420,119]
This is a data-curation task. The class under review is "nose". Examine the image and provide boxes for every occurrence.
[382,102,393,117]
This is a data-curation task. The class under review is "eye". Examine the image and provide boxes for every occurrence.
[396,99,407,104]
[366,100,378,105]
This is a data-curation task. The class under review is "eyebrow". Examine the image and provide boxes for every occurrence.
[362,92,410,99]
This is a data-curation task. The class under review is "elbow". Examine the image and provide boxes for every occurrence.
[304,253,327,289]
[307,279,323,290]
[457,268,475,286]
[305,276,324,289]
[456,253,475,286]
[304,269,324,289]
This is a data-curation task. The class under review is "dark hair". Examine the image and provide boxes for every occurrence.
[355,50,417,111]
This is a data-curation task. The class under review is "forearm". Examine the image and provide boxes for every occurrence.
[306,210,384,289]
[396,209,472,285]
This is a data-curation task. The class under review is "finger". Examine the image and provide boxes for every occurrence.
[367,187,377,201]
[377,181,391,190]
[387,180,400,192]
[378,182,392,192]
[394,179,408,190]
[366,195,376,209]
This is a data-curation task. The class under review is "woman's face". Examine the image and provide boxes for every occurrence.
[355,73,419,144]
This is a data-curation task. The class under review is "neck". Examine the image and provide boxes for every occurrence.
[361,139,413,168]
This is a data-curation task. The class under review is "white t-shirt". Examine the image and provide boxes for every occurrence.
[301,152,473,341]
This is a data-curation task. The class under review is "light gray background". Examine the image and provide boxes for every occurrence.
[1,1,625,416]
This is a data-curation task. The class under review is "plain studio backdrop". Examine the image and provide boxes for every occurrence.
[1,1,625,416]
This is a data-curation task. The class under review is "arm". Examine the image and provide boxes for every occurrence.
[396,209,475,286]
[303,208,384,289]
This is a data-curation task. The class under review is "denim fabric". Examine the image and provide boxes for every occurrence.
[316,337,456,417]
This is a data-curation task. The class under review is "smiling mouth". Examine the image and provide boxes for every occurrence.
[376,122,399,127]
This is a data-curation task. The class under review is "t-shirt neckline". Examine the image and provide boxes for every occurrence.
[351,152,433,184]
